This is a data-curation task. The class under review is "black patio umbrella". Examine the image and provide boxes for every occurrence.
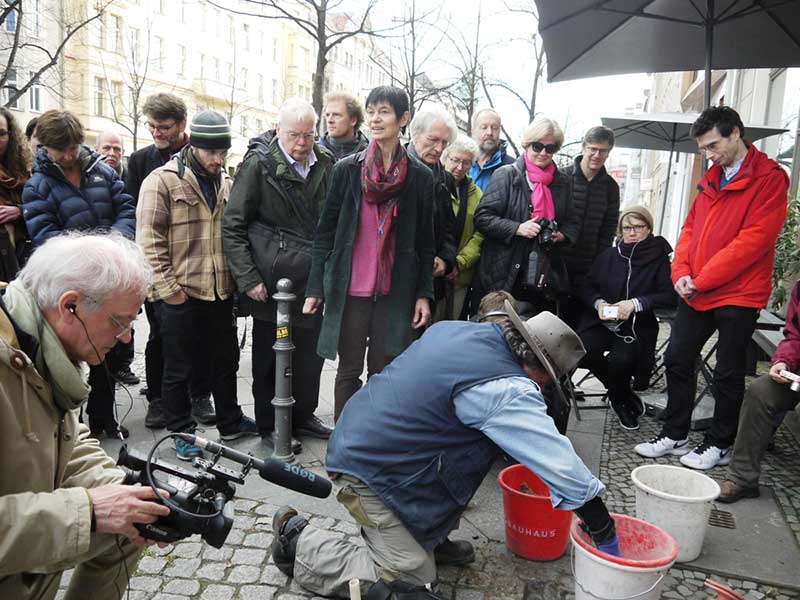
[536,0,800,107]
[601,111,787,231]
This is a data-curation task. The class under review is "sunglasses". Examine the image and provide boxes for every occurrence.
[531,141,558,154]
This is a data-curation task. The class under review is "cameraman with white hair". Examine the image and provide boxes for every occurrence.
[0,232,170,600]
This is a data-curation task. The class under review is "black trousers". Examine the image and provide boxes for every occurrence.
[145,300,212,401]
[661,301,758,447]
[86,363,116,424]
[251,317,324,433]
[108,329,134,371]
[580,324,640,412]
[160,297,243,434]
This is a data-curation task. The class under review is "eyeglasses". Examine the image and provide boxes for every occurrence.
[447,157,471,168]
[621,225,648,233]
[286,131,316,142]
[531,141,558,154]
[145,121,177,133]
[108,313,134,340]
[586,146,611,157]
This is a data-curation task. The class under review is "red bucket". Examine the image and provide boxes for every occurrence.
[497,464,573,560]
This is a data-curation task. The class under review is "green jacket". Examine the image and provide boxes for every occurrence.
[306,149,436,359]
[0,304,123,587]
[451,176,484,289]
[222,131,333,325]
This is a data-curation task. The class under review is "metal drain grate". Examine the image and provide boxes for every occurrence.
[709,508,736,529]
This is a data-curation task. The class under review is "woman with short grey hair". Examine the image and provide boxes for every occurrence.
[434,134,484,321]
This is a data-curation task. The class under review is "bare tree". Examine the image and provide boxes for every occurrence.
[99,20,152,152]
[368,0,452,118]
[1,0,113,108]
[483,0,545,125]
[479,73,520,158]
[206,0,383,116]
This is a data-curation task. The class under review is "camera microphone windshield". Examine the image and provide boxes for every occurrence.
[187,434,332,499]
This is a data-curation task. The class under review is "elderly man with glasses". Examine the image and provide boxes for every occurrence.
[222,98,335,455]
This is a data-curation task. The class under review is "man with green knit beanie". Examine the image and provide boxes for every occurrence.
[137,110,259,461]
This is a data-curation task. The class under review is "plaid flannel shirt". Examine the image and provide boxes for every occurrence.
[136,157,234,302]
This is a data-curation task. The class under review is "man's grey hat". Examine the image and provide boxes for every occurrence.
[504,300,586,380]
[190,110,231,150]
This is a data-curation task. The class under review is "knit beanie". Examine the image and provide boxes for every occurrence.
[189,110,231,150]
[618,204,654,236]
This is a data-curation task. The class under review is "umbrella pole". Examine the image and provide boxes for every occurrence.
[658,146,675,235]
[704,0,714,107]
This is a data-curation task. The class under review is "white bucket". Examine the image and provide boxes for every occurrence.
[570,514,677,600]
[631,464,720,563]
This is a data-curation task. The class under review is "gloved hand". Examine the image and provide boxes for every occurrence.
[596,533,621,557]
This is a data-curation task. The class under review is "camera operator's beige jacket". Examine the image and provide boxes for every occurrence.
[0,307,124,589]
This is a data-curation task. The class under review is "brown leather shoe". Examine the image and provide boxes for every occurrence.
[718,479,759,504]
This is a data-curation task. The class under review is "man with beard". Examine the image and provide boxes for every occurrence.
[137,111,258,460]
[468,108,515,192]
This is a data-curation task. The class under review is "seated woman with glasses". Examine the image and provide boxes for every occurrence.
[474,117,578,315]
[576,206,677,431]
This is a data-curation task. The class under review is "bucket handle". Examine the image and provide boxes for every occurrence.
[570,545,667,600]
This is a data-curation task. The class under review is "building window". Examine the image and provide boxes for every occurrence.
[29,72,42,112]
[30,0,42,37]
[181,2,188,24]
[226,15,233,42]
[152,36,163,71]
[3,69,19,109]
[129,27,140,63]
[303,48,311,71]
[4,8,17,33]
[94,13,106,48]
[178,45,187,75]
[241,68,248,88]
[272,79,278,105]
[255,118,263,133]
[272,38,278,61]
[109,15,122,53]
[200,54,207,79]
[240,115,248,137]
[257,74,264,104]
[94,77,106,117]
[111,80,123,116]
[244,24,250,51]
[214,57,220,81]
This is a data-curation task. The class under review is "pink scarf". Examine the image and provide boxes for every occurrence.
[523,153,555,220]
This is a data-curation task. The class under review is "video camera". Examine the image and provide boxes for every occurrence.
[118,433,332,548]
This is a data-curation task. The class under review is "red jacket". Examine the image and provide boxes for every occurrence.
[773,282,800,371]
[671,143,788,311]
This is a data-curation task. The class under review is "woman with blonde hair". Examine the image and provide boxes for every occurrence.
[0,107,32,280]
[474,117,577,313]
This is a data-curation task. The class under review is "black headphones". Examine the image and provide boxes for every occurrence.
[67,303,77,314]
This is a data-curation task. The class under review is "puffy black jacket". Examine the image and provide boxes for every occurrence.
[561,155,620,287]
[22,147,136,247]
[473,156,576,294]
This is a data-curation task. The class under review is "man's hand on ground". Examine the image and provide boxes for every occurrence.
[412,297,431,329]
[246,283,268,303]
[88,484,171,545]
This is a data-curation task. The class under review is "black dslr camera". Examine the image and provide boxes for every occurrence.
[535,217,559,251]
[118,433,331,548]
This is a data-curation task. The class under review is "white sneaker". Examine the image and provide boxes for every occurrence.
[679,443,732,470]
[634,435,691,458]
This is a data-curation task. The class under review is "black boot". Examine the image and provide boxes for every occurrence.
[271,506,308,576]
[433,538,475,566]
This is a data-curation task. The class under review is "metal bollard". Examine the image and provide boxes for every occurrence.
[271,278,297,462]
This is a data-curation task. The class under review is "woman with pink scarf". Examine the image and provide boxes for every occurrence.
[474,117,577,314]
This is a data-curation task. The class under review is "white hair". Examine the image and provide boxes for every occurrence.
[409,107,458,144]
[18,231,153,313]
[278,98,318,128]
[442,134,479,163]
[95,130,124,150]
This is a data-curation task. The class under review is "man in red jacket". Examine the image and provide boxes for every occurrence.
[718,281,800,501]
[635,106,788,470]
